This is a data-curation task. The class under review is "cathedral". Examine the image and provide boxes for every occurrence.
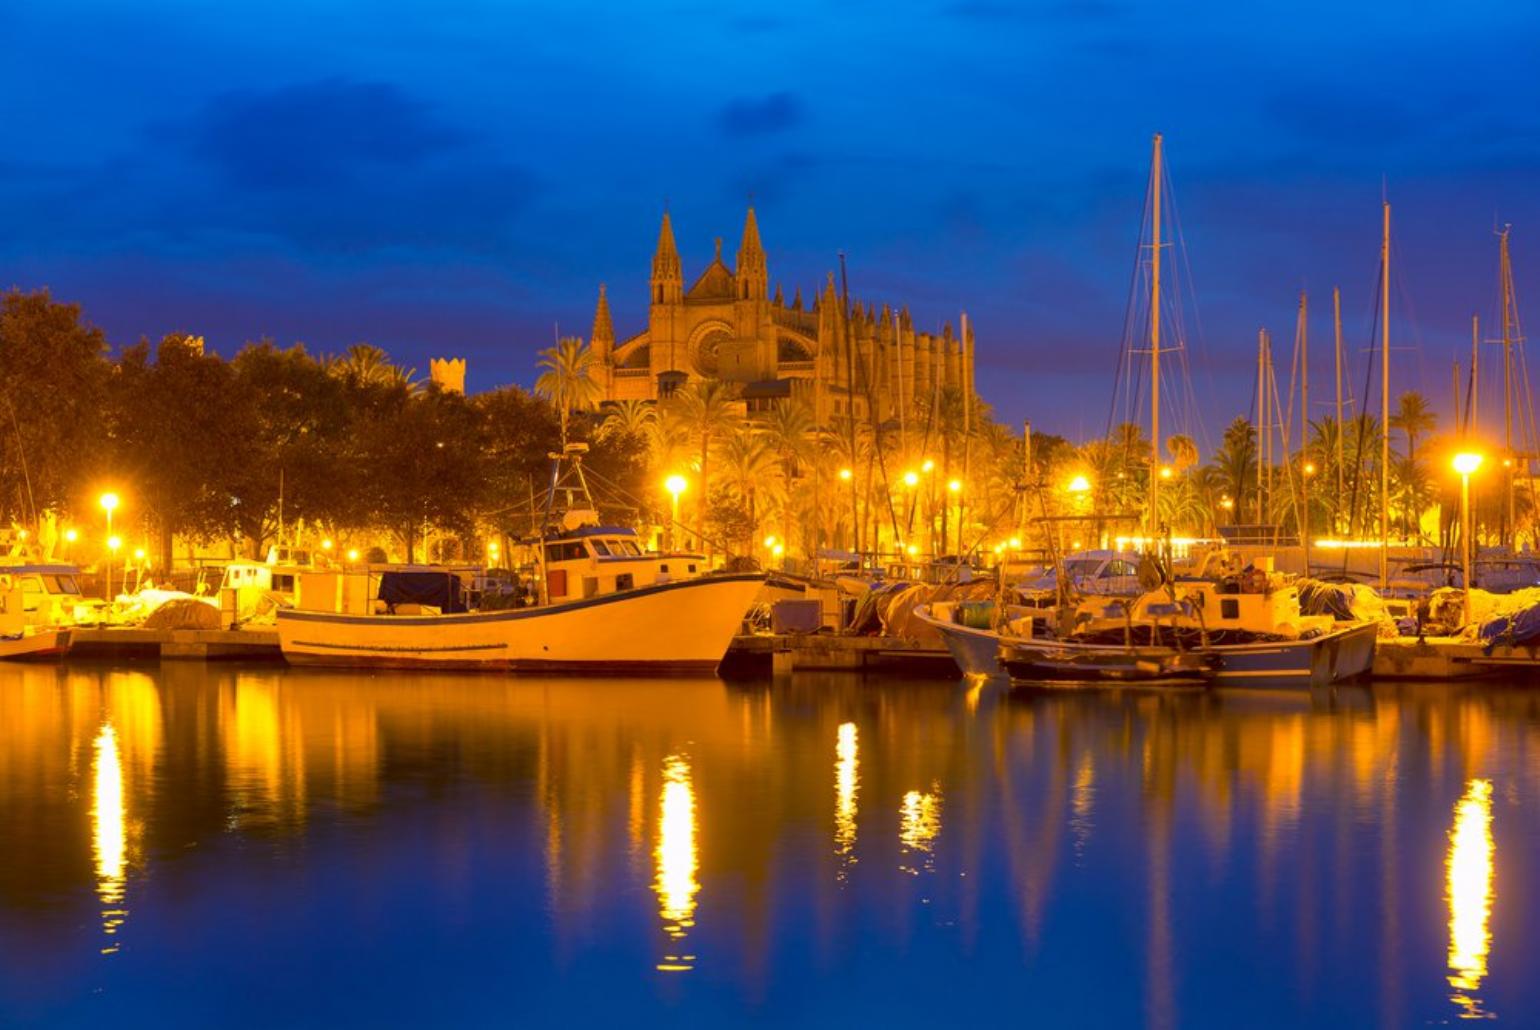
[589,208,977,425]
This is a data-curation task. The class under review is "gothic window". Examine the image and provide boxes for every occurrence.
[693,330,726,377]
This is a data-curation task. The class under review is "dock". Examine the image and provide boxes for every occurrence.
[722,634,959,678]
[1372,636,1540,680]
[69,626,282,661]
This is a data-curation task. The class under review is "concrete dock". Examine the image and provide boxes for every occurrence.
[722,634,959,678]
[70,626,282,661]
[1372,636,1540,680]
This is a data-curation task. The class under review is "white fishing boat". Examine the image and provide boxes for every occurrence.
[0,563,83,660]
[276,444,765,673]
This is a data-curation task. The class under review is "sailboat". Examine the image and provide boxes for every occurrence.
[276,443,765,673]
[997,135,1378,687]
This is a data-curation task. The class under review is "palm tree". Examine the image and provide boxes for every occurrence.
[1206,417,1256,523]
[330,343,417,389]
[666,381,738,541]
[598,398,656,442]
[535,337,603,445]
[1390,391,1436,466]
[1166,434,1199,473]
[757,400,817,551]
[719,428,781,551]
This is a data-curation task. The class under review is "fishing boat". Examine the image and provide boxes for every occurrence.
[276,444,765,673]
[912,600,1013,678]
[0,563,82,659]
[999,572,1379,687]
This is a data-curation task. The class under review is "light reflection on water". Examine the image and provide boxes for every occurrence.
[0,666,1537,1026]
[1447,778,1495,1019]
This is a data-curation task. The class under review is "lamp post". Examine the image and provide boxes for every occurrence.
[1302,461,1316,577]
[947,478,963,559]
[838,468,853,554]
[99,493,121,601]
[106,535,122,600]
[664,475,688,553]
[1453,452,1484,626]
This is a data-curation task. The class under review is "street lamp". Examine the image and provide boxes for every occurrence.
[106,535,122,600]
[902,470,920,488]
[664,474,688,552]
[838,467,853,482]
[99,491,120,537]
[1453,452,1484,625]
[1067,474,1091,495]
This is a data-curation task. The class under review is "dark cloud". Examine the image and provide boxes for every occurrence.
[173,78,468,191]
[718,92,804,137]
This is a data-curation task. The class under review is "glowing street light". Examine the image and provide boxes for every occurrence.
[1453,452,1484,626]
[64,528,78,544]
[664,474,688,552]
[1067,474,1091,495]
[99,492,120,540]
[947,478,962,494]
[921,459,935,474]
[838,467,853,482]
[902,470,920,488]
[763,534,777,549]
[321,538,335,552]
[346,548,360,562]
[1159,465,1174,480]
[105,535,122,600]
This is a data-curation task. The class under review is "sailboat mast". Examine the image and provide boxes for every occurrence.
[1148,133,1163,538]
[1300,291,1311,573]
[1453,360,1463,439]
[1501,226,1515,547]
[1471,313,1480,434]
[1334,287,1344,531]
[1257,329,1267,525]
[1380,202,1391,589]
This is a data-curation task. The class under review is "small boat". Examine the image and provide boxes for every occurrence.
[0,563,83,660]
[1000,641,1218,684]
[277,444,765,674]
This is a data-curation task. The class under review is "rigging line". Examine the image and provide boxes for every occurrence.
[1105,163,1155,440]
[578,461,732,555]
[1161,160,1212,453]
[1343,257,1385,568]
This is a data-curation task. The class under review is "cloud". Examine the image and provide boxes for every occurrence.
[718,92,804,137]
[174,78,468,191]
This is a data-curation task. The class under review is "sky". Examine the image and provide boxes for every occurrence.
[3,0,1538,445]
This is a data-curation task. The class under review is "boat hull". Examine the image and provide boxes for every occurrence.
[912,605,1004,678]
[276,574,765,673]
[1001,621,1379,688]
[0,628,71,661]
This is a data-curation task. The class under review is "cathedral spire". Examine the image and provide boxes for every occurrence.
[651,210,682,305]
[735,206,768,301]
[591,283,614,356]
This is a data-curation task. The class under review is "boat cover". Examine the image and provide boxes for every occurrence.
[378,571,469,614]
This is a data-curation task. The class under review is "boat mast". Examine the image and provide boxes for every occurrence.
[1501,226,1516,548]
[1148,132,1163,540]
[1380,202,1391,590]
[1257,329,1267,525]
[1471,313,1480,434]
[1299,291,1310,574]
[1334,287,1344,530]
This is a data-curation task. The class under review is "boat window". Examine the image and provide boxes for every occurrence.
[272,574,295,592]
[614,540,641,556]
[545,541,588,563]
[616,573,634,591]
[42,575,79,594]
[590,539,612,556]
[1064,559,1101,578]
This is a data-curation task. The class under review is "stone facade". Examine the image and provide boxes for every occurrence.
[590,208,976,423]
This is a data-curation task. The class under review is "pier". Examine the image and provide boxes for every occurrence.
[69,626,281,661]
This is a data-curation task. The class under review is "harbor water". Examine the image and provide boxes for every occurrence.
[1,663,1537,1027]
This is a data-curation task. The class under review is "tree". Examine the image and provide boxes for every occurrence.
[110,335,261,569]
[329,343,417,391]
[534,337,602,445]
[1390,391,1436,466]
[0,289,110,521]
[598,399,657,442]
[664,381,738,544]
[718,427,780,552]
[1206,417,1256,524]
[355,386,486,562]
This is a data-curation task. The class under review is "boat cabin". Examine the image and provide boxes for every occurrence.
[0,563,85,631]
[541,526,702,603]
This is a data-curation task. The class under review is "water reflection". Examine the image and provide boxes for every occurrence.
[654,753,699,972]
[834,721,858,875]
[1447,778,1495,1019]
[898,785,942,875]
[0,669,1538,1025]
[91,722,126,953]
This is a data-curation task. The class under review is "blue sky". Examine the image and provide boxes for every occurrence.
[3,0,1537,442]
